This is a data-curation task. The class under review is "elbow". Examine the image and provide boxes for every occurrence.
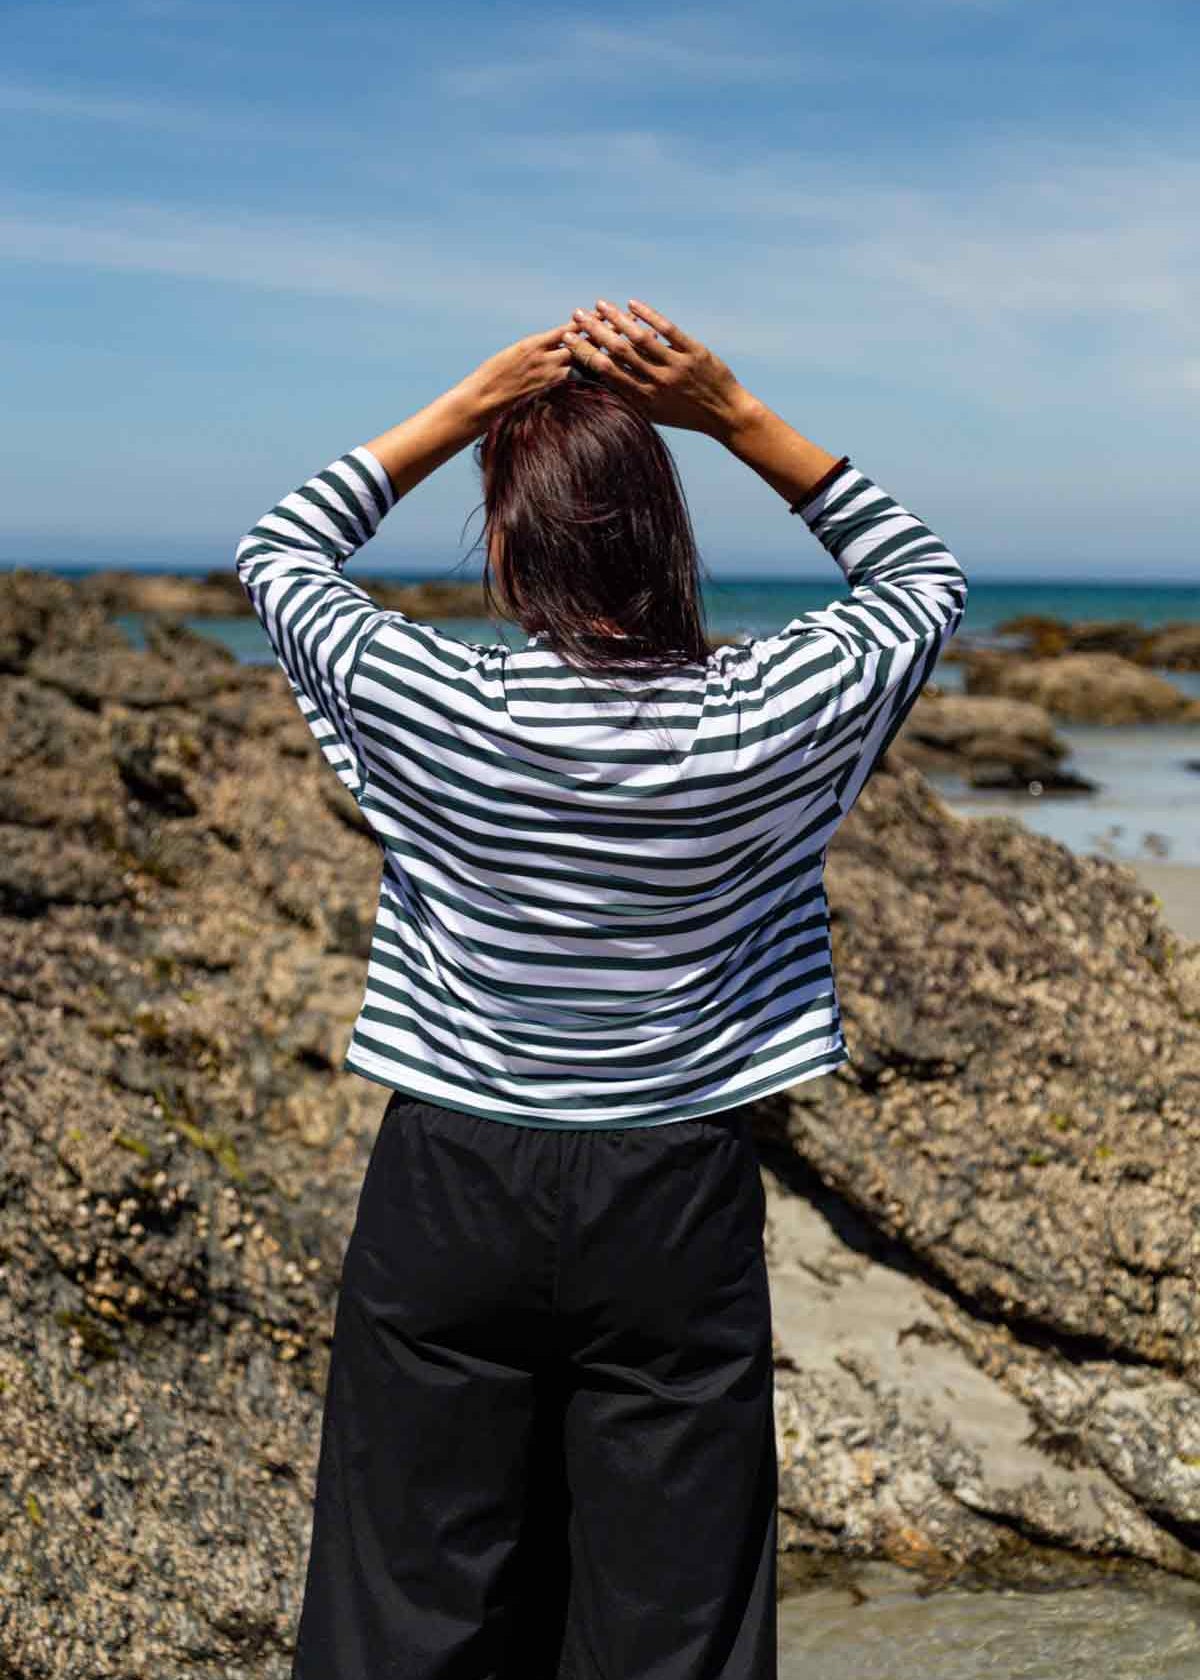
[234,531,266,588]
[938,547,969,626]
[952,559,969,622]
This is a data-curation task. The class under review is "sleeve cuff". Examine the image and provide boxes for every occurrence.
[351,443,398,513]
[789,455,851,518]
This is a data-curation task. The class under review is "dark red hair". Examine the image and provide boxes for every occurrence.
[471,369,711,679]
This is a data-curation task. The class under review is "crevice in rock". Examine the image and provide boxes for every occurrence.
[753,1133,1171,1376]
[948,1490,1137,1561]
[952,1489,1200,1584]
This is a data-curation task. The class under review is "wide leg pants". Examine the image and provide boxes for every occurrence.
[291,1092,779,1680]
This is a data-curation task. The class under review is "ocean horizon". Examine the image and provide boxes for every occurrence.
[13,564,1200,641]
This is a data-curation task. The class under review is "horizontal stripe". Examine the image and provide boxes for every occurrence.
[235,442,968,1126]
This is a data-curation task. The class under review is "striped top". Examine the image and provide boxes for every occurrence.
[235,444,968,1128]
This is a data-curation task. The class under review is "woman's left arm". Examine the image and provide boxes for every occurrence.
[234,322,574,799]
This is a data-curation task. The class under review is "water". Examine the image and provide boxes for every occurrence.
[925,663,1200,867]
[778,1561,1200,1678]
[698,577,1200,640]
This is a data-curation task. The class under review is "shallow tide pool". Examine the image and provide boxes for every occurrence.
[779,1561,1200,1679]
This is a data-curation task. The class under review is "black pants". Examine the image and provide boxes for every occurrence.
[291,1092,778,1680]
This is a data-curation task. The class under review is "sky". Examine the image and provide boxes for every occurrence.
[2,0,1198,581]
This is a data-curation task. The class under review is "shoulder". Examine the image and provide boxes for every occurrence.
[363,613,510,685]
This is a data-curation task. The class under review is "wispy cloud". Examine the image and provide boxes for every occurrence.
[0,79,202,127]
[437,20,850,98]
[486,128,1200,385]
[3,121,1197,410]
[0,195,574,325]
[0,75,356,148]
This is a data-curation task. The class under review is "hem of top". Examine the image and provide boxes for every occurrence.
[341,1042,852,1129]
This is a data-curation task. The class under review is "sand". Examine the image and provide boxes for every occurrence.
[1122,859,1200,942]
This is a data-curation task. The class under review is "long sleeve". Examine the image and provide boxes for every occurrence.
[234,445,397,800]
[751,461,968,820]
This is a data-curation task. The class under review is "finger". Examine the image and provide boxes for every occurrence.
[539,321,579,345]
[627,298,696,351]
[570,308,650,366]
[593,299,673,363]
[563,330,600,372]
[589,352,655,394]
[563,332,652,390]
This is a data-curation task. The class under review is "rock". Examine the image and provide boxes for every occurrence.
[885,693,1097,790]
[75,569,251,617]
[961,649,1200,724]
[966,761,1097,793]
[111,712,201,817]
[0,569,133,674]
[370,578,489,618]
[984,616,1200,674]
[73,568,497,622]
[991,613,1075,658]
[1059,620,1151,660]
[2,575,1200,1671]
[891,692,1066,764]
[1147,622,1200,672]
[758,1157,1200,1581]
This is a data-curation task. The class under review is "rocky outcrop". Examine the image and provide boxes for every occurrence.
[749,767,1200,1585]
[73,568,493,620]
[886,690,1096,791]
[992,614,1200,671]
[72,567,750,643]
[1,571,1199,1675]
[74,569,250,618]
[960,648,1200,725]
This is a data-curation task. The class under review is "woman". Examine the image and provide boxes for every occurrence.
[235,298,968,1679]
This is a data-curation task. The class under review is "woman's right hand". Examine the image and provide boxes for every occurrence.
[563,298,758,440]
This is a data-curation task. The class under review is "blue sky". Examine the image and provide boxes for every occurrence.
[2,0,1198,581]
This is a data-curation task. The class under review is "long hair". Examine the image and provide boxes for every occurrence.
[471,368,711,682]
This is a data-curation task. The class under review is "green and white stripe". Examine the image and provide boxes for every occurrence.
[236,444,967,1127]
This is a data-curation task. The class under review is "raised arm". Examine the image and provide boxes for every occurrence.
[742,445,968,819]
[233,321,576,799]
[234,446,396,799]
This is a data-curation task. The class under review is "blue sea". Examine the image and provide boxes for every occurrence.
[32,567,1200,868]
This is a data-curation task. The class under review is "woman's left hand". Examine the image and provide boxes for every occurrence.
[455,321,576,427]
